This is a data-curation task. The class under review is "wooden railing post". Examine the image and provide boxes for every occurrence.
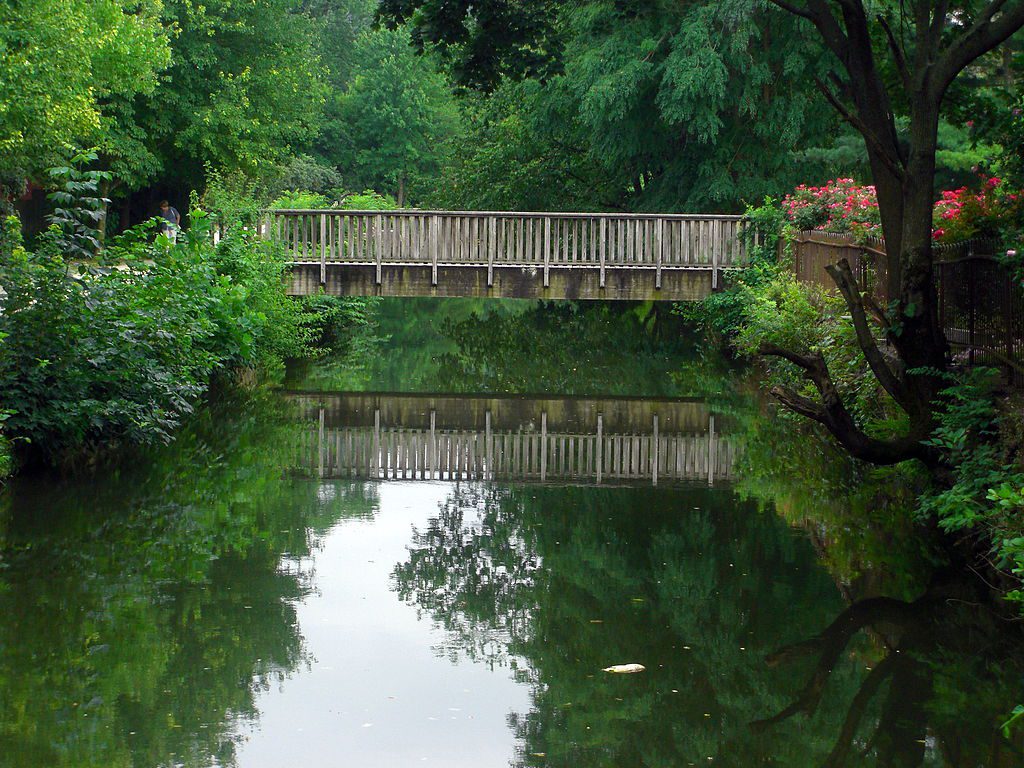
[652,413,659,486]
[432,217,439,286]
[540,411,547,482]
[543,217,551,287]
[488,216,495,287]
[319,213,327,286]
[599,218,607,288]
[374,214,383,285]
[655,218,664,290]
[711,231,720,291]
[707,414,716,486]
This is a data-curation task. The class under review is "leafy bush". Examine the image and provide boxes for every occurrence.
[270,190,332,210]
[337,189,398,210]
[269,187,399,211]
[269,154,344,198]
[917,368,1024,597]
[0,164,312,466]
[675,198,786,339]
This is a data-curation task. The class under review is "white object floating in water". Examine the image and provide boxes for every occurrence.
[602,663,646,674]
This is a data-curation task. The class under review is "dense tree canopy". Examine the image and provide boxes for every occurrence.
[318,24,462,205]
[0,0,169,188]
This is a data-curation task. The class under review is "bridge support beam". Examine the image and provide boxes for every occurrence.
[286,263,718,301]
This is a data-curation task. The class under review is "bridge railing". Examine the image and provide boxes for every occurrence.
[296,422,737,486]
[263,210,750,283]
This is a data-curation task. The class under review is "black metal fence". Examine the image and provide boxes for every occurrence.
[790,232,1024,385]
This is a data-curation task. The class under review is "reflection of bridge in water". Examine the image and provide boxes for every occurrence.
[290,392,738,487]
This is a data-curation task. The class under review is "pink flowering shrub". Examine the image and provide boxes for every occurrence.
[931,176,1021,242]
[781,178,881,238]
[782,176,1022,245]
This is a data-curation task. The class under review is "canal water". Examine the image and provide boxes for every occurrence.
[1,300,1021,767]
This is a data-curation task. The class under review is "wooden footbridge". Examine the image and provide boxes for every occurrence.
[289,392,738,486]
[263,210,751,301]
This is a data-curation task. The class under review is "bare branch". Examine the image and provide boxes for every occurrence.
[768,385,829,422]
[877,14,912,91]
[757,340,933,465]
[769,0,851,60]
[934,1,1024,96]
[813,78,905,180]
[825,259,917,414]
[766,0,815,22]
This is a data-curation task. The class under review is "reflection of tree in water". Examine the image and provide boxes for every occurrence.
[394,483,872,766]
[756,574,1024,766]
[435,302,701,396]
[393,485,540,672]
[733,396,1024,765]
[0,393,379,768]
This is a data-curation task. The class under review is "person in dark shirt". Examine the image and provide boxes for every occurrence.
[158,200,181,241]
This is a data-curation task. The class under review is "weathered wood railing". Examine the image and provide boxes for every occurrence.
[262,210,750,300]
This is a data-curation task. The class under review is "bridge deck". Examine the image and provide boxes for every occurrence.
[263,210,751,301]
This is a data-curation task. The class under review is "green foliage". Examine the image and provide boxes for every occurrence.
[384,0,835,212]
[319,24,463,205]
[676,199,787,339]
[101,0,327,197]
[337,190,399,210]
[269,154,345,198]
[918,368,1024,595]
[424,82,620,212]
[44,149,112,258]
[0,0,169,182]
[270,190,333,210]
[0,170,311,465]
[268,188,399,211]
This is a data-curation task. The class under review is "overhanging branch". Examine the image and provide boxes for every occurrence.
[813,78,905,181]
[758,341,932,465]
[825,259,916,414]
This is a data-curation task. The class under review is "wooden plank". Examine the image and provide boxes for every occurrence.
[487,216,495,287]
[655,218,663,289]
[375,214,382,285]
[544,217,551,286]
[711,220,719,290]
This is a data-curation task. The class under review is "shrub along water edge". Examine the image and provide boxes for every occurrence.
[0,163,323,472]
[682,197,1024,609]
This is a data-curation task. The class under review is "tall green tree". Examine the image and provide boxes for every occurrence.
[753,1,1024,466]
[102,0,327,212]
[381,0,836,212]
[0,0,169,188]
[318,25,463,205]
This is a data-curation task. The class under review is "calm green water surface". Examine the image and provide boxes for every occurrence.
[1,300,1021,767]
